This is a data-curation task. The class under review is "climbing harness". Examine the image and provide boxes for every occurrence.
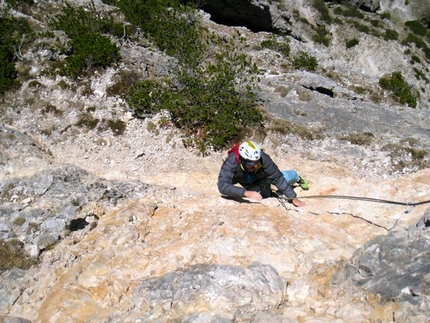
[274,192,430,231]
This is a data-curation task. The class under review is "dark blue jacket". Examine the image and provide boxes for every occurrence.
[217,151,296,199]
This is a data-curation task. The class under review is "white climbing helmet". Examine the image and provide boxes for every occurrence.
[239,141,261,161]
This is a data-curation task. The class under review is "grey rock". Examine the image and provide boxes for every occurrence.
[0,268,27,310]
[344,207,430,304]
[257,70,430,173]
[133,262,287,321]
[202,0,293,32]
[0,316,32,323]
[177,313,231,323]
[348,0,381,12]
[0,159,154,257]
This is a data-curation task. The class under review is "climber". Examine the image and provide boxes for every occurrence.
[217,140,308,207]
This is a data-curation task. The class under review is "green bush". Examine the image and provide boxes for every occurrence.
[62,33,120,79]
[380,12,391,20]
[370,19,383,28]
[0,15,32,93]
[261,35,290,57]
[346,38,359,48]
[0,46,16,93]
[0,238,39,272]
[384,29,399,41]
[312,25,331,46]
[334,4,364,19]
[49,1,124,38]
[348,20,370,34]
[402,33,430,60]
[292,51,318,71]
[405,20,428,36]
[49,1,122,78]
[313,0,331,24]
[104,0,204,67]
[379,71,417,108]
[112,0,263,152]
[410,55,421,64]
[127,51,263,152]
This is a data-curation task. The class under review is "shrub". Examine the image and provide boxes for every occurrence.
[115,0,263,152]
[382,143,429,171]
[346,38,359,48]
[410,55,421,64]
[370,19,383,28]
[339,132,374,146]
[402,33,430,60]
[0,15,32,93]
[127,51,263,152]
[0,238,39,272]
[0,46,16,93]
[49,1,122,78]
[379,71,417,108]
[75,113,100,129]
[292,51,318,71]
[106,119,126,136]
[62,33,120,79]
[335,4,365,19]
[261,34,290,57]
[312,0,331,24]
[405,20,428,36]
[380,12,391,20]
[49,1,124,38]
[348,20,370,34]
[105,0,204,67]
[312,25,331,46]
[384,29,399,41]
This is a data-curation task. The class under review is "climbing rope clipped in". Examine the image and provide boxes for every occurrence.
[273,191,430,231]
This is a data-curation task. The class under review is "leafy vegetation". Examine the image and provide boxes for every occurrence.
[49,1,121,78]
[0,14,32,93]
[114,0,264,152]
[339,132,374,146]
[333,3,364,19]
[405,20,428,36]
[382,143,429,171]
[103,0,204,68]
[0,238,39,272]
[261,34,290,57]
[292,51,318,71]
[48,2,124,39]
[384,29,399,41]
[402,33,430,60]
[127,48,263,152]
[379,71,418,108]
[346,38,359,48]
[312,24,331,46]
[313,0,332,24]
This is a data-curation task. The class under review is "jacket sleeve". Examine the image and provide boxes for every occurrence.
[261,152,297,199]
[217,153,246,199]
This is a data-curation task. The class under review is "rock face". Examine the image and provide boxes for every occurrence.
[344,207,430,310]
[377,0,430,21]
[132,262,287,321]
[349,0,381,12]
[1,125,429,322]
[202,0,278,32]
[0,0,430,322]
[202,0,430,33]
